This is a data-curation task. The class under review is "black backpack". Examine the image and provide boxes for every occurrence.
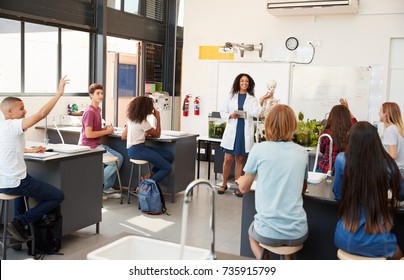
[28,206,63,260]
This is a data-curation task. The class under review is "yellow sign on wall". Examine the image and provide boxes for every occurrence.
[199,46,234,60]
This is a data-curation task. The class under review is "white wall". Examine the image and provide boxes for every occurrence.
[1,96,91,142]
[180,0,404,136]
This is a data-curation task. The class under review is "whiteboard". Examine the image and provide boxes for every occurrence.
[216,62,291,111]
[290,65,371,121]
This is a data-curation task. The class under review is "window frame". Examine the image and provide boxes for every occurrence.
[0,19,93,97]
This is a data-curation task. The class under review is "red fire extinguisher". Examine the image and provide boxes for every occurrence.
[194,96,200,115]
[182,94,191,117]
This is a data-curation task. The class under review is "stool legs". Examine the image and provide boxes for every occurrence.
[127,163,135,204]
[114,161,123,204]
[127,161,151,204]
[23,198,35,257]
[1,197,34,260]
[1,199,9,259]
[260,248,293,260]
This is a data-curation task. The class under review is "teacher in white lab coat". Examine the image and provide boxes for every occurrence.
[218,73,262,197]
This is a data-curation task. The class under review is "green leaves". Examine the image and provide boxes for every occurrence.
[293,112,324,147]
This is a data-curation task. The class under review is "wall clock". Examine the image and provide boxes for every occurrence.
[285,37,299,51]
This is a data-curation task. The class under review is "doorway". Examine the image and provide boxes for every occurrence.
[106,36,141,127]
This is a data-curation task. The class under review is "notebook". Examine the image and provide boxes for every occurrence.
[161,130,189,137]
[24,151,59,159]
[47,144,91,154]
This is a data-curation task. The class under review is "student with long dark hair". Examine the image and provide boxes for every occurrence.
[316,99,356,175]
[333,121,404,259]
[121,96,173,184]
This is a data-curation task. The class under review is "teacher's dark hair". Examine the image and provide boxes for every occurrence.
[231,73,255,97]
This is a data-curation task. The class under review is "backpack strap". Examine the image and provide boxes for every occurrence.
[156,182,170,216]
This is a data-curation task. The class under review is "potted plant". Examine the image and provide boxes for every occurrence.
[293,112,324,147]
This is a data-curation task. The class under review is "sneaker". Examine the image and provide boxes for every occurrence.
[106,193,121,199]
[7,219,28,242]
[103,188,118,194]
[10,238,22,251]
[102,195,109,201]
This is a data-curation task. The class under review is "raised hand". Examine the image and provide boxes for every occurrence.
[58,75,70,95]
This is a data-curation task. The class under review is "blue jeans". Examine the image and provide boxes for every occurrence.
[0,174,65,226]
[97,144,124,189]
[128,143,174,183]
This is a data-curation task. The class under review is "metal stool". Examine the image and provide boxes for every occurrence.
[103,155,123,204]
[259,243,303,260]
[127,159,151,204]
[0,194,35,260]
[337,249,387,260]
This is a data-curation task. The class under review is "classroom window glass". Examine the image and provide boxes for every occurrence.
[124,0,141,15]
[61,29,90,93]
[146,0,165,22]
[0,18,21,92]
[107,0,121,10]
[25,23,58,93]
[177,0,184,27]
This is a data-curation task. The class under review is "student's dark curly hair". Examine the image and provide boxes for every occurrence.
[230,73,255,97]
[126,96,154,123]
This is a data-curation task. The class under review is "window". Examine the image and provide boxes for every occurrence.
[0,18,21,92]
[24,23,58,93]
[124,0,141,15]
[0,19,91,95]
[178,0,184,27]
[146,0,165,22]
[107,0,121,10]
[62,29,90,93]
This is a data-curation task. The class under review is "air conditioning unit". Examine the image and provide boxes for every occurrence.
[267,0,359,16]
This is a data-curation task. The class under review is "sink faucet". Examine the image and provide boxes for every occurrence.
[180,179,216,260]
[44,115,49,146]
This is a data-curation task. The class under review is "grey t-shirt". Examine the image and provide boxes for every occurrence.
[383,124,404,169]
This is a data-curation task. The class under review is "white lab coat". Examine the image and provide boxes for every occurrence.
[220,93,262,153]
